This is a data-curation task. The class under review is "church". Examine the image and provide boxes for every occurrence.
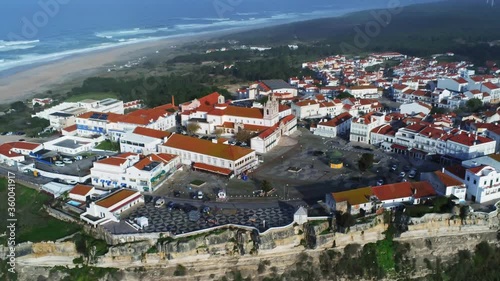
[180,92,297,153]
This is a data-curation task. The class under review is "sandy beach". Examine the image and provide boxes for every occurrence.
[0,33,214,104]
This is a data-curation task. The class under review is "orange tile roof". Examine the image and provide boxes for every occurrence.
[433,171,465,187]
[243,124,269,132]
[332,187,373,206]
[96,157,128,166]
[193,162,232,176]
[164,134,254,161]
[223,106,263,119]
[96,189,141,209]
[133,153,177,170]
[70,184,93,196]
[132,127,171,139]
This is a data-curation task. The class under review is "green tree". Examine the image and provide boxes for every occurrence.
[261,180,273,194]
[337,91,354,99]
[358,153,374,172]
[10,101,27,112]
[466,98,483,113]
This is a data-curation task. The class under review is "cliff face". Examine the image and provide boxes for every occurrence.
[7,211,500,281]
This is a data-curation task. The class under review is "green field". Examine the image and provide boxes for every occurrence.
[0,178,81,243]
[95,140,120,151]
[64,92,118,102]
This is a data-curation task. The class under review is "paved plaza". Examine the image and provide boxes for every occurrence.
[114,201,298,235]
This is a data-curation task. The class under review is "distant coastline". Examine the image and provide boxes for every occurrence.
[0,1,439,104]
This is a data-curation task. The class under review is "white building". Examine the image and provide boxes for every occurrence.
[33,98,124,126]
[80,189,144,226]
[76,103,177,140]
[437,77,468,92]
[399,102,432,116]
[444,155,500,203]
[68,184,96,202]
[90,152,180,192]
[346,85,379,98]
[250,115,297,154]
[350,112,386,144]
[120,127,171,155]
[43,135,102,155]
[161,134,257,176]
[313,112,352,138]
[248,80,298,99]
[420,171,466,201]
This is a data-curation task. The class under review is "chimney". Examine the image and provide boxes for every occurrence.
[171,95,175,107]
[149,157,152,161]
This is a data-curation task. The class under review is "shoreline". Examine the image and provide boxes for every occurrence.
[0,4,398,105]
[0,32,221,104]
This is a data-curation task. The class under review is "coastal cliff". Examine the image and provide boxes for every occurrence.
[4,210,499,281]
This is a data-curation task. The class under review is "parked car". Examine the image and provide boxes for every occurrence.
[167,201,175,210]
[408,169,417,178]
[54,161,65,167]
[173,190,181,197]
[197,191,204,200]
[376,179,384,186]
[391,164,398,171]
[74,155,83,161]
[63,158,73,164]
[399,171,406,177]
[155,198,165,208]
[403,165,411,172]
[66,179,78,185]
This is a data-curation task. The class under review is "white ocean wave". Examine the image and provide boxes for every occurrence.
[0,39,40,47]
[0,39,39,52]
[0,37,163,73]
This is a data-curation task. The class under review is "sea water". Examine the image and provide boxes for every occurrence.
[0,0,437,76]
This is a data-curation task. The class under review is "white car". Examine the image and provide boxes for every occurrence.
[54,161,65,167]
[155,198,165,208]
[197,191,203,199]
[63,158,73,164]
[399,171,406,177]
[66,180,78,185]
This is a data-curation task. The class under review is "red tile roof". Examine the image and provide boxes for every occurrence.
[434,171,464,187]
[448,132,494,146]
[0,144,22,158]
[372,182,414,201]
[63,124,77,132]
[410,181,436,199]
[483,82,499,90]
[70,184,93,196]
[132,127,171,139]
[319,112,352,127]
[7,141,41,150]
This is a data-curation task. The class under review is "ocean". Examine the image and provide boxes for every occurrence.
[0,0,437,76]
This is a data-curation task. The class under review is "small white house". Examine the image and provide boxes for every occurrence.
[80,189,143,226]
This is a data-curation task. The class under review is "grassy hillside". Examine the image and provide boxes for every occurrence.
[0,178,81,243]
[226,1,500,64]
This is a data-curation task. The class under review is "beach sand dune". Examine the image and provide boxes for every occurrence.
[0,36,197,104]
